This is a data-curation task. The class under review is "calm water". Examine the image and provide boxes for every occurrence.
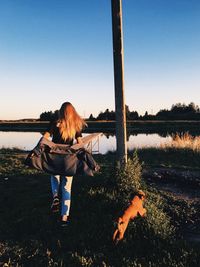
[0,131,172,154]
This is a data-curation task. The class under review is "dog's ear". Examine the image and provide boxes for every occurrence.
[138,208,147,217]
[137,190,146,199]
[139,194,145,200]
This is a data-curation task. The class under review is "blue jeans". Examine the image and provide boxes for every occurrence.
[51,175,73,216]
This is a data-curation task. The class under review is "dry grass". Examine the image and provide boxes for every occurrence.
[161,132,200,151]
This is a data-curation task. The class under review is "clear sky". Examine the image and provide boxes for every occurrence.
[0,0,200,119]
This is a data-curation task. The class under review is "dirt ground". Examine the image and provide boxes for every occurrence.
[143,167,200,243]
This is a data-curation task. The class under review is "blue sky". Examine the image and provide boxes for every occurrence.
[0,0,199,119]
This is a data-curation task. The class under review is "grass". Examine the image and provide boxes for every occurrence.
[136,147,200,170]
[0,148,41,178]
[0,148,199,266]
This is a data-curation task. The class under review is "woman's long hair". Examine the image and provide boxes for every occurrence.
[57,102,87,141]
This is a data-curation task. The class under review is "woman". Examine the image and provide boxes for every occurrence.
[43,102,87,226]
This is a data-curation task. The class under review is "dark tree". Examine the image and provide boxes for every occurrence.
[39,110,58,121]
[88,113,95,121]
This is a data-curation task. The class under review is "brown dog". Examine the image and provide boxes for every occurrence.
[113,190,147,244]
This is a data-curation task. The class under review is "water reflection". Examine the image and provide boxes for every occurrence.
[0,131,173,154]
[0,131,42,150]
[99,133,172,154]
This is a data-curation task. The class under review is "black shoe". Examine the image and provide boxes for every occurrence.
[60,220,70,228]
[51,196,60,213]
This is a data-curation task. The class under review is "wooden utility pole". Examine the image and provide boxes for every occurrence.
[111,0,127,164]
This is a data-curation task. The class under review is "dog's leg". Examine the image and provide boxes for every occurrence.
[113,218,124,244]
[113,229,119,243]
[116,219,129,242]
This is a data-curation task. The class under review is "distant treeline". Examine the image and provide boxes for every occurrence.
[39,102,200,121]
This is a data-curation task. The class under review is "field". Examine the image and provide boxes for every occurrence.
[0,143,200,266]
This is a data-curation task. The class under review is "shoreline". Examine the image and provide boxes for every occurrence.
[1,120,200,134]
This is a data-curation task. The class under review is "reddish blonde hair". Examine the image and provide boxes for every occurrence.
[57,102,86,141]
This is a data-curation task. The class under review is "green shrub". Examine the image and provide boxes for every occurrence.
[115,151,142,205]
[114,151,175,241]
[140,188,175,240]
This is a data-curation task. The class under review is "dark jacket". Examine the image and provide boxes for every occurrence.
[25,137,100,176]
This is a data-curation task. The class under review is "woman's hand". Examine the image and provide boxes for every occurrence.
[76,137,83,144]
[43,131,51,139]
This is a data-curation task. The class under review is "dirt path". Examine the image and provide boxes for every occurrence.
[143,167,200,243]
[143,167,200,200]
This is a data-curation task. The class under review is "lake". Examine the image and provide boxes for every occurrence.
[0,131,172,154]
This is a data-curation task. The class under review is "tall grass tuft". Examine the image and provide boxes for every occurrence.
[162,132,200,151]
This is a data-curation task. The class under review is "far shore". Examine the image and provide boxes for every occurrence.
[0,120,200,134]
